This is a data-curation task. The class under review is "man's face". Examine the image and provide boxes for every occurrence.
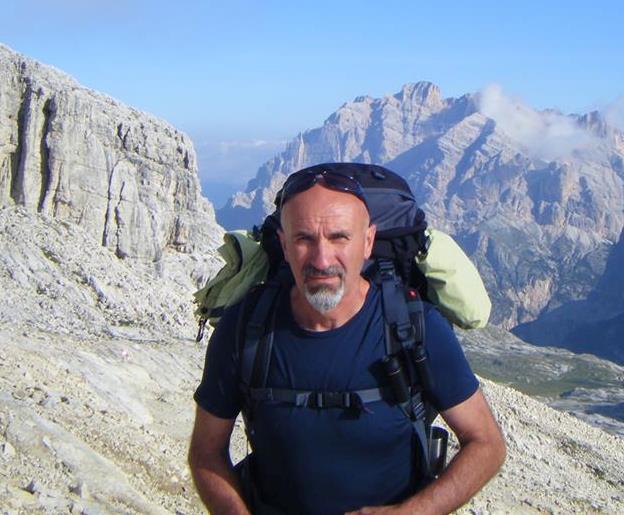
[278,184,375,314]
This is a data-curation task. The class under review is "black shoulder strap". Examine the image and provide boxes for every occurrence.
[239,280,283,391]
[377,259,414,355]
[376,259,436,480]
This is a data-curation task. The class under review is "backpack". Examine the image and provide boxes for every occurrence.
[195,163,490,483]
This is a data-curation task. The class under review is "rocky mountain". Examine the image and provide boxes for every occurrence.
[0,43,223,288]
[1,45,623,514]
[217,82,624,363]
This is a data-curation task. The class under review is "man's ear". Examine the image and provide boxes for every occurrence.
[278,228,289,263]
[364,223,376,259]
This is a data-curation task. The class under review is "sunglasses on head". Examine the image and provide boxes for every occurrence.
[278,169,368,210]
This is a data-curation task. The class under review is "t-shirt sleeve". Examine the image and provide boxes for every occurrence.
[424,306,479,412]
[193,302,244,419]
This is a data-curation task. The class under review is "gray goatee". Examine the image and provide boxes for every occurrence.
[302,264,345,313]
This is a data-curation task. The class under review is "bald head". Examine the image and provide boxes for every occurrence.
[278,184,376,319]
[280,184,371,232]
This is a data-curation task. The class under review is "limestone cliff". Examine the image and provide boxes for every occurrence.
[0,44,222,270]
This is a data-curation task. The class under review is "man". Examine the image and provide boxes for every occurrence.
[189,167,506,514]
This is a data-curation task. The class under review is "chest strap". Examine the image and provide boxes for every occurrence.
[248,386,391,409]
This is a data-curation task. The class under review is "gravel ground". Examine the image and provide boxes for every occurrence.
[1,325,622,514]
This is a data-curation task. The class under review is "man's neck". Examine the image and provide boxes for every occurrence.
[289,278,371,331]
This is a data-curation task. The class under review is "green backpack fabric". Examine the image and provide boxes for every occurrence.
[193,231,269,339]
[416,228,491,329]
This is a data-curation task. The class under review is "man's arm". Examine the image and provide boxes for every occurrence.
[347,388,506,515]
[188,406,250,515]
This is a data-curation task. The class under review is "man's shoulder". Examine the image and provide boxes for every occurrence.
[216,280,288,336]
[422,302,458,342]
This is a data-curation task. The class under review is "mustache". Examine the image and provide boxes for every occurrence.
[303,264,344,279]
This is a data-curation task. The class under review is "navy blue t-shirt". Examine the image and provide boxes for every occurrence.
[194,283,478,514]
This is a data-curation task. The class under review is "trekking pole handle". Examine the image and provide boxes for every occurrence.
[405,288,435,391]
[382,355,410,404]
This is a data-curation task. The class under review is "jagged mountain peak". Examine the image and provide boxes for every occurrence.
[333,81,447,120]
[349,81,442,107]
[394,81,442,105]
[352,94,374,104]
[576,110,609,137]
[217,82,624,362]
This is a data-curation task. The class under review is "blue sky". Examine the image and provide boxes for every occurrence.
[3,1,624,206]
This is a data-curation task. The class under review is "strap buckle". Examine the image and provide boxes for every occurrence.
[307,391,356,409]
[196,318,207,343]
[394,321,413,343]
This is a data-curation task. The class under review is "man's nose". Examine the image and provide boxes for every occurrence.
[309,239,333,270]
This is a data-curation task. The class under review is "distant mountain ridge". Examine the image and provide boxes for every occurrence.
[217,82,624,363]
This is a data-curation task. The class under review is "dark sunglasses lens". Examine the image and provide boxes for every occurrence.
[280,170,365,208]
[281,173,317,204]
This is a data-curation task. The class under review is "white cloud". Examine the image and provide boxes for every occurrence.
[216,139,285,151]
[477,84,598,161]
[602,96,624,132]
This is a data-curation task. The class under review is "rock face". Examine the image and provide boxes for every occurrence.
[0,207,224,340]
[218,82,624,360]
[0,43,223,271]
[515,226,624,364]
